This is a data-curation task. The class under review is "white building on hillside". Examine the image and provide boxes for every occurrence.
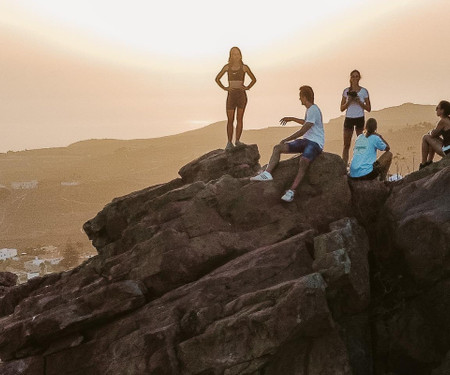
[61,181,80,186]
[0,248,18,260]
[24,257,45,273]
[11,180,38,190]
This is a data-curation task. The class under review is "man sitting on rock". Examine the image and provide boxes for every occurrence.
[348,118,392,181]
[250,85,324,202]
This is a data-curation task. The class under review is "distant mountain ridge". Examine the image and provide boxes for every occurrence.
[64,102,437,148]
[325,102,436,140]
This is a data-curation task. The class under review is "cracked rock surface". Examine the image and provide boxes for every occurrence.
[1,145,449,375]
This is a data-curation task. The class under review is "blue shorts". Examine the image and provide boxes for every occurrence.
[287,139,322,161]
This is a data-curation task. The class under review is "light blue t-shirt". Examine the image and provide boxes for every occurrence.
[349,134,387,177]
[303,104,324,149]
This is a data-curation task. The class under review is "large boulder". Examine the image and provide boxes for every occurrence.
[370,161,450,374]
[1,145,449,375]
[0,145,358,374]
[376,165,450,284]
[178,144,261,183]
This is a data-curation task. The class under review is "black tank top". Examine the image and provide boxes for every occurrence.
[441,128,450,147]
[228,65,245,81]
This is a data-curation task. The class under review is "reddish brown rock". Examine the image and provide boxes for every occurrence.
[1,145,449,375]
[0,272,18,288]
[0,272,18,298]
[178,144,261,183]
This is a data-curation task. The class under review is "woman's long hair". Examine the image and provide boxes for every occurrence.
[228,46,243,67]
[349,69,361,90]
[365,118,377,137]
[438,100,450,117]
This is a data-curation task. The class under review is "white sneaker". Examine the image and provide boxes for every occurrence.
[281,189,295,202]
[225,142,234,151]
[250,171,273,181]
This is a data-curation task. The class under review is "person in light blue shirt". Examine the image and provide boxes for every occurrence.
[349,118,392,181]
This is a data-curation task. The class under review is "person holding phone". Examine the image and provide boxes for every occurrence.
[340,69,371,165]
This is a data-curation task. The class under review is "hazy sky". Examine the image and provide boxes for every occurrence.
[1,0,449,152]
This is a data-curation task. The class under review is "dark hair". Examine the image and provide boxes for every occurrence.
[365,118,377,136]
[438,100,450,117]
[228,46,243,67]
[350,69,361,78]
[299,85,314,103]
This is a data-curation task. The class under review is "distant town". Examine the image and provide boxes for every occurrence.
[0,245,92,283]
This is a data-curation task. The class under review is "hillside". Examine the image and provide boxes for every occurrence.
[0,103,439,272]
[1,145,449,374]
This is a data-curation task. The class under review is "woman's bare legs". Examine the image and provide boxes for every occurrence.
[421,134,444,163]
[226,109,236,143]
[235,107,245,142]
[342,128,354,165]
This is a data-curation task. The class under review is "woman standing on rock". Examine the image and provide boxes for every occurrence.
[340,70,371,165]
[215,47,257,151]
[420,100,450,169]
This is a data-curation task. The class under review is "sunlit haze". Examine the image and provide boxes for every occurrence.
[0,0,449,151]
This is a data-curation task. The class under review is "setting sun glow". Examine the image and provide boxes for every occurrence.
[0,0,449,152]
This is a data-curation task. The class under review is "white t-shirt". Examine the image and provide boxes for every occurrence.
[349,134,387,177]
[343,87,369,118]
[303,104,324,149]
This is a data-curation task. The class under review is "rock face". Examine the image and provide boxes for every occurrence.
[0,272,18,297]
[0,145,449,375]
[369,157,450,375]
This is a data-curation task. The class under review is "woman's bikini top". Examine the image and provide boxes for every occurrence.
[228,65,245,81]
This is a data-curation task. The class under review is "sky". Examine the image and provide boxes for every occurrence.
[0,0,449,152]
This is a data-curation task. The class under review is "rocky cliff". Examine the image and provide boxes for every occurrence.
[0,145,449,375]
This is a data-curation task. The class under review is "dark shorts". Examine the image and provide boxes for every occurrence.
[344,116,365,131]
[349,162,380,181]
[226,89,247,110]
[287,138,322,161]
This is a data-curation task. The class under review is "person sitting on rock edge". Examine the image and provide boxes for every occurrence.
[250,85,324,202]
[420,100,450,169]
[348,118,392,181]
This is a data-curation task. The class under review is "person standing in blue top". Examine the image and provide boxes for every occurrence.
[349,118,392,181]
[340,70,371,165]
[250,85,324,202]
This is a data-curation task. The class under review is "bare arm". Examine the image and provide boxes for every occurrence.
[340,95,349,112]
[376,133,390,152]
[430,120,444,138]
[356,95,371,112]
[279,117,305,126]
[243,65,257,90]
[215,65,229,91]
[281,122,313,143]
